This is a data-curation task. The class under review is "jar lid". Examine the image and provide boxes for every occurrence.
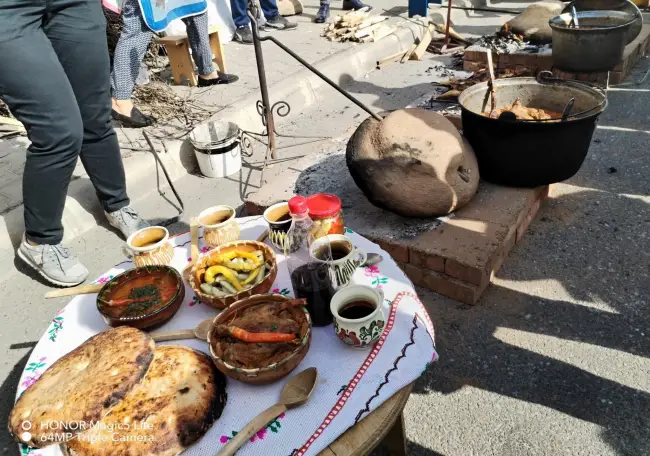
[288,196,308,215]
[306,194,342,218]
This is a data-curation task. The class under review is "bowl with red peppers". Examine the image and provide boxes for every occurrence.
[207,293,312,384]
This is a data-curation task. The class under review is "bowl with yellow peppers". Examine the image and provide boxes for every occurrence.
[189,240,278,309]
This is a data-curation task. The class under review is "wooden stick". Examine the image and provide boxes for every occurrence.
[410,24,435,61]
[45,283,103,299]
[377,50,405,68]
[443,0,453,50]
[151,329,197,342]
[401,43,417,63]
[486,50,497,116]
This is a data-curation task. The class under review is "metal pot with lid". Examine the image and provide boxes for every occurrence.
[458,72,608,187]
[549,10,638,73]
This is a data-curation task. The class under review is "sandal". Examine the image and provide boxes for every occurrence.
[111,106,155,128]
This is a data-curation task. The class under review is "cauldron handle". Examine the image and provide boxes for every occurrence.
[536,71,607,119]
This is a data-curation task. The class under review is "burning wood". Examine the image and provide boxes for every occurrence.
[322,9,394,43]
[434,66,534,100]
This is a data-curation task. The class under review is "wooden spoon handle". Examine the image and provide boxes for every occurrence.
[190,217,199,263]
[151,329,196,342]
[45,284,103,299]
[217,403,287,456]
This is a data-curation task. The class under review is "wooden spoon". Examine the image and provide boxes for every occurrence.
[182,217,199,282]
[45,283,103,299]
[216,367,318,456]
[150,317,213,342]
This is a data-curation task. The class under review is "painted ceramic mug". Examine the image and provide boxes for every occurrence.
[263,201,292,251]
[198,205,240,248]
[330,285,385,349]
[309,234,367,289]
[123,226,174,266]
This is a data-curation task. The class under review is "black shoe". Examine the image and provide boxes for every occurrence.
[314,3,330,23]
[111,106,155,128]
[234,25,253,44]
[198,72,240,87]
[342,0,371,10]
[265,15,297,30]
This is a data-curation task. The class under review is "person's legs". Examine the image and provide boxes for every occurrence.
[230,0,250,28]
[45,0,148,238]
[0,4,89,284]
[110,0,155,126]
[315,0,330,23]
[262,0,297,30]
[182,12,214,76]
[183,12,240,86]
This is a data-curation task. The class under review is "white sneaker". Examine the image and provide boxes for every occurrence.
[18,235,89,287]
[105,206,149,239]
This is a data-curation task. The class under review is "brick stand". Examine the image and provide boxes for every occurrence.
[463,24,650,85]
[245,147,549,305]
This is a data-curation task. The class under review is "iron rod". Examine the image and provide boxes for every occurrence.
[258,35,383,121]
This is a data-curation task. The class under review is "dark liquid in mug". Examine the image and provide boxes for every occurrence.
[314,240,352,261]
[274,212,291,222]
[290,263,335,326]
[339,300,376,320]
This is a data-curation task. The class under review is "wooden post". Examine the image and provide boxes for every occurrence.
[383,412,407,456]
[209,30,228,73]
[163,40,197,86]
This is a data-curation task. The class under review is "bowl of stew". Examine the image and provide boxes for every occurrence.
[97,265,185,329]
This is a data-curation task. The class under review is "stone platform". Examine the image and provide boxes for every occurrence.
[245,150,549,305]
[463,24,650,85]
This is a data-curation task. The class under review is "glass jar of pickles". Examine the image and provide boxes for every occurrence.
[306,194,344,239]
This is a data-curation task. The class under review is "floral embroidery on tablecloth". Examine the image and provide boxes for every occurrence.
[189,295,200,307]
[94,274,114,285]
[344,227,354,234]
[219,413,286,444]
[272,288,292,297]
[21,357,47,392]
[371,276,388,289]
[20,444,42,455]
[364,265,380,278]
[47,316,64,342]
[337,384,348,395]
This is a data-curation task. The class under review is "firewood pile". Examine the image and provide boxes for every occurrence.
[322,8,393,43]
[434,66,534,100]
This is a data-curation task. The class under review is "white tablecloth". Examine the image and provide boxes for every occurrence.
[16,216,438,456]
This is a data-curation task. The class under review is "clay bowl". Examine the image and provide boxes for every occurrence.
[97,265,185,330]
[189,240,277,309]
[207,294,312,384]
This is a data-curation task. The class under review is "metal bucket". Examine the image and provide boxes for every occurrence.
[549,10,637,73]
[458,73,608,187]
[189,121,242,178]
[561,0,643,44]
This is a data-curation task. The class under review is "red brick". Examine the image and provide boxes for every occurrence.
[516,194,543,243]
[409,248,445,272]
[374,239,409,264]
[420,269,488,305]
[399,262,424,288]
[444,258,486,287]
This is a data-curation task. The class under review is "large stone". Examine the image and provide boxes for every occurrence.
[346,108,480,218]
[502,1,564,44]
[277,0,303,16]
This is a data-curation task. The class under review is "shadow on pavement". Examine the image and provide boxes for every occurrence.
[1,350,32,456]
[413,186,650,455]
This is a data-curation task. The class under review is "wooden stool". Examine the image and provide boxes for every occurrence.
[156,25,227,87]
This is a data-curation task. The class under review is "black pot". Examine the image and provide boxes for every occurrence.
[458,73,607,187]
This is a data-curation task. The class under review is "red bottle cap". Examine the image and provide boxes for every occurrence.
[306,194,342,218]
[288,196,309,215]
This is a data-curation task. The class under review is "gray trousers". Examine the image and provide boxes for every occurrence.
[0,0,129,245]
[111,0,214,100]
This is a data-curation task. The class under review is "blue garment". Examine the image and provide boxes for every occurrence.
[138,0,208,32]
[230,0,278,27]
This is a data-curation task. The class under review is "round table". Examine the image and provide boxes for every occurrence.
[17,218,435,456]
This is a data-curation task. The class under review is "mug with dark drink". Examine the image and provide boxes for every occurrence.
[285,196,336,326]
[330,285,385,349]
[310,234,367,289]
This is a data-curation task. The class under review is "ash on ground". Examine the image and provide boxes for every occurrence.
[475,31,528,54]
[294,151,446,240]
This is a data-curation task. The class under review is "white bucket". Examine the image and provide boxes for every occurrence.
[190,121,242,178]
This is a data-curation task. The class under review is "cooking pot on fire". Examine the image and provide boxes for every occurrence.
[458,72,607,187]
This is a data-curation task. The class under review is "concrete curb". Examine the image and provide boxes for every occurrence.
[0,21,425,277]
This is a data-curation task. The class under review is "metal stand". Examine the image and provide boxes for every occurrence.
[240,0,382,185]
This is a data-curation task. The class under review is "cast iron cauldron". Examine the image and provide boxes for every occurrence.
[458,72,607,187]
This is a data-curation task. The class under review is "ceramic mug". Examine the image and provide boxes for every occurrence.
[198,205,240,248]
[123,226,174,266]
[309,234,367,289]
[330,285,385,349]
[263,201,292,251]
